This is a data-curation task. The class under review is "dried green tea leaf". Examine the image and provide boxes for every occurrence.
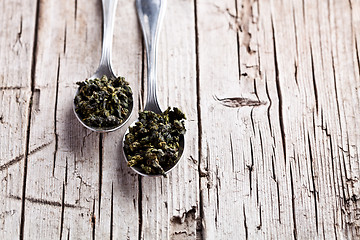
[74,75,133,128]
[124,107,186,176]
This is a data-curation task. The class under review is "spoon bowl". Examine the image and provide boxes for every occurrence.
[122,121,184,177]
[73,91,133,133]
[73,0,133,133]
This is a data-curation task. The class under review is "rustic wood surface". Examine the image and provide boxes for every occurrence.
[0,0,359,239]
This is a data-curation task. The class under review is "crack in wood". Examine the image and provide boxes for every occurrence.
[214,95,265,108]
[110,182,113,240]
[310,44,319,112]
[256,43,262,78]
[346,135,352,172]
[59,182,66,240]
[91,199,96,240]
[63,23,67,54]
[289,163,298,239]
[355,37,360,78]
[248,139,254,195]
[0,86,25,90]
[229,133,235,172]
[271,17,287,162]
[74,0,78,22]
[253,78,260,102]
[329,135,337,200]
[243,204,248,240]
[257,205,262,230]
[9,194,83,209]
[12,15,23,51]
[250,108,255,134]
[312,111,317,142]
[215,166,220,228]
[98,133,103,221]
[0,154,24,172]
[53,56,60,176]
[265,77,273,137]
[0,140,53,172]
[194,0,204,238]
[234,0,242,79]
[332,208,338,240]
[271,155,276,182]
[276,180,281,224]
[256,173,259,205]
[65,158,68,185]
[340,151,350,202]
[135,11,147,240]
[18,15,23,42]
[307,134,319,233]
[21,13,43,232]
[259,129,264,163]
[137,175,142,240]
[294,60,299,86]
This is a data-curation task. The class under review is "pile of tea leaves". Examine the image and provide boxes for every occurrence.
[74,75,133,128]
[124,107,186,176]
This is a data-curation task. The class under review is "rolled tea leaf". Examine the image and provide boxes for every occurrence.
[74,75,133,128]
[124,107,186,176]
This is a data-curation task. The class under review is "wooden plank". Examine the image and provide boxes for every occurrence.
[21,0,144,239]
[326,0,360,237]
[139,0,199,239]
[0,0,36,88]
[0,0,37,238]
[196,0,360,239]
[96,0,143,238]
[196,0,291,238]
[22,0,102,238]
[0,91,31,238]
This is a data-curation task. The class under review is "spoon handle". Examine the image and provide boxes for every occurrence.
[99,0,118,69]
[136,0,167,113]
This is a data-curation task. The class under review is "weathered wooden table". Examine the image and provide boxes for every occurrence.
[1,0,359,239]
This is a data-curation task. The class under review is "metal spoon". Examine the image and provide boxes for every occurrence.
[73,0,133,132]
[122,0,184,176]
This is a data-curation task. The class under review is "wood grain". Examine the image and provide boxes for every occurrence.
[0,0,359,239]
[0,0,37,238]
[139,0,199,239]
[196,0,360,239]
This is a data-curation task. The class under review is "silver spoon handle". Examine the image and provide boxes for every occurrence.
[136,0,166,112]
[99,0,118,68]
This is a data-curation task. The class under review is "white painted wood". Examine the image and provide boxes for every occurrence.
[0,0,359,239]
[139,0,199,239]
[196,0,360,239]
[0,0,37,239]
[96,0,143,238]
[23,0,102,239]
[0,90,31,239]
